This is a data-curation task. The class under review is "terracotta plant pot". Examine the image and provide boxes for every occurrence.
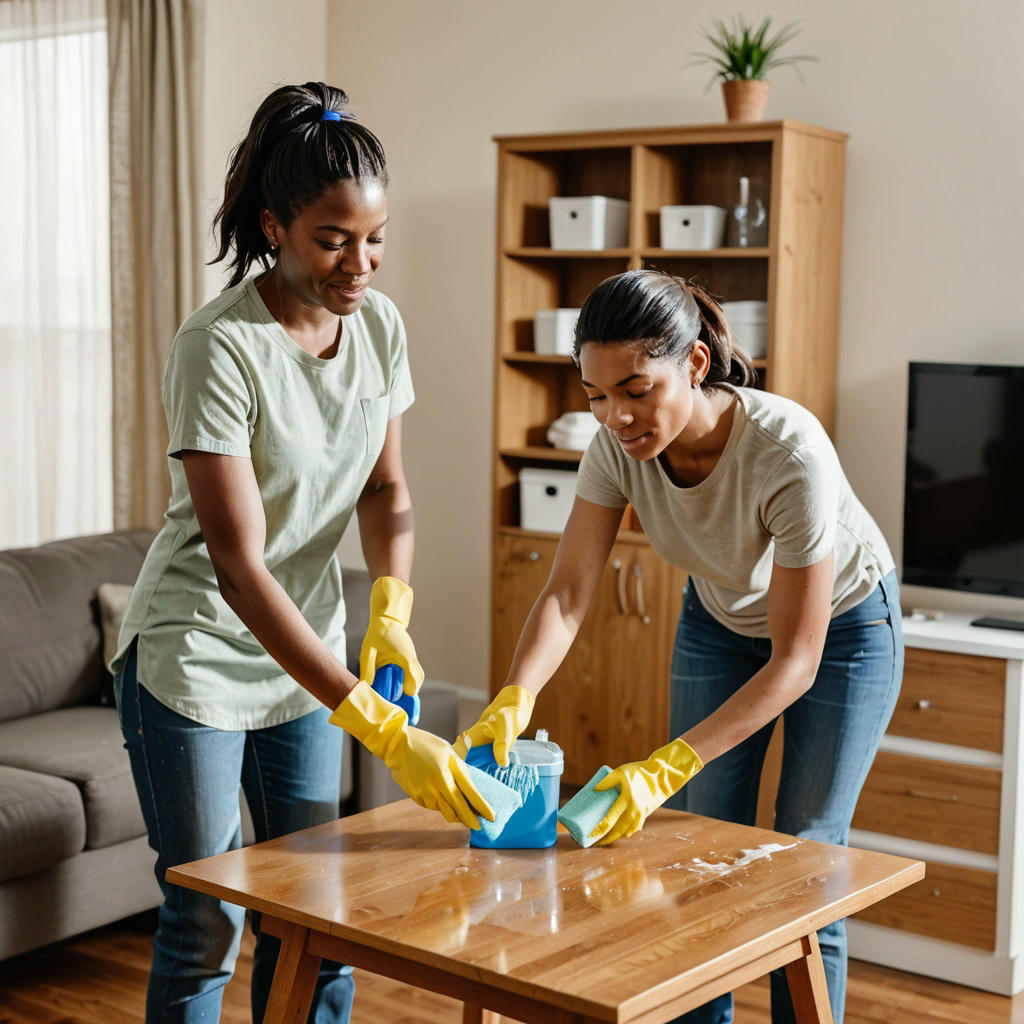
[721,80,771,122]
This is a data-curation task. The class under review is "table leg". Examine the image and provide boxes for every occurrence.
[263,919,322,1024]
[461,1005,501,1024]
[784,932,834,1024]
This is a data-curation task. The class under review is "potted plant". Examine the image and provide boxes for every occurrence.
[685,16,817,122]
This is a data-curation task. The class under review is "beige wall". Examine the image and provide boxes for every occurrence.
[312,0,1024,694]
[201,0,328,299]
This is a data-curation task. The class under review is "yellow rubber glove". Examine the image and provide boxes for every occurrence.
[590,738,704,846]
[452,685,535,765]
[360,576,424,696]
[330,680,494,830]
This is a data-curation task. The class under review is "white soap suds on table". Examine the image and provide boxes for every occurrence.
[684,841,798,876]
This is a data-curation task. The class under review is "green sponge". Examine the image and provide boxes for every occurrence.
[463,760,523,841]
[557,766,619,847]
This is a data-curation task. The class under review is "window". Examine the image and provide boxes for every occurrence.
[0,0,112,547]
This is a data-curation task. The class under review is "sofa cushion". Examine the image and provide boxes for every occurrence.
[0,764,86,883]
[96,581,135,706]
[97,581,134,670]
[0,706,146,849]
[0,530,153,723]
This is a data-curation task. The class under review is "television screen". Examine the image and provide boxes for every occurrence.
[903,361,1024,597]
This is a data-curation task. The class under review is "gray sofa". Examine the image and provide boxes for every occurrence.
[0,529,458,960]
[0,530,159,959]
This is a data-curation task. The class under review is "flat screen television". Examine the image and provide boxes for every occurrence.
[903,361,1024,598]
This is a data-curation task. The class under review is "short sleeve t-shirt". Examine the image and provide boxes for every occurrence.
[575,387,894,636]
[112,277,415,729]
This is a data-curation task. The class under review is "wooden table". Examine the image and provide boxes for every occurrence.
[167,800,923,1024]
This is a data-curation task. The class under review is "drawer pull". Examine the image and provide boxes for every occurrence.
[916,699,931,710]
[907,788,959,803]
[932,889,942,897]
[529,550,540,562]
[613,559,628,615]
[633,564,651,625]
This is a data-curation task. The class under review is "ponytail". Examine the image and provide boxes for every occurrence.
[687,280,756,389]
[573,269,755,392]
[211,82,389,288]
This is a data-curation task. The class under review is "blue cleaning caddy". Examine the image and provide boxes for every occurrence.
[467,733,564,849]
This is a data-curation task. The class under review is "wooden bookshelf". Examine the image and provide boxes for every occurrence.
[490,120,847,782]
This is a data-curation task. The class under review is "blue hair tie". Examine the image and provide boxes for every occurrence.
[320,110,342,122]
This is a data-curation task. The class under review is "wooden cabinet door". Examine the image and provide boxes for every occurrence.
[492,533,685,784]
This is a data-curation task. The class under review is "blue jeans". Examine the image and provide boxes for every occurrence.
[665,571,903,1024]
[116,639,354,1024]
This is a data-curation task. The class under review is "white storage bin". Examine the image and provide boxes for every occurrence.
[519,467,578,533]
[721,300,768,358]
[549,196,629,250]
[534,308,581,356]
[659,205,727,250]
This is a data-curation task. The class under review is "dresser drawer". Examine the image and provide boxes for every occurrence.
[887,649,1005,752]
[852,860,997,950]
[853,752,1001,855]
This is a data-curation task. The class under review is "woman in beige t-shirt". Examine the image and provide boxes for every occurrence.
[457,270,902,1024]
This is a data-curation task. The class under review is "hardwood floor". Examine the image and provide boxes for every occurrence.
[1,912,1023,1023]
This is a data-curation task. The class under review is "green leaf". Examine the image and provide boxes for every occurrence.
[683,14,816,83]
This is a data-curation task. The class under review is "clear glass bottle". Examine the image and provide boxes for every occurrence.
[726,176,768,247]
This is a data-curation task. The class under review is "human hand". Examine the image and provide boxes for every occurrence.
[452,685,535,765]
[386,724,495,828]
[330,680,493,829]
[360,576,424,696]
[590,738,703,845]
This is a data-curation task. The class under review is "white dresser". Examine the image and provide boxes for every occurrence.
[847,612,1024,995]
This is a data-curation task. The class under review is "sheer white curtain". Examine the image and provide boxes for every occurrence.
[0,0,112,548]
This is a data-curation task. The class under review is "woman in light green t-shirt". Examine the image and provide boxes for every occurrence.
[113,82,493,1024]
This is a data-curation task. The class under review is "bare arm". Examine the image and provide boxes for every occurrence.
[356,415,414,582]
[681,554,835,764]
[182,450,358,709]
[503,496,625,697]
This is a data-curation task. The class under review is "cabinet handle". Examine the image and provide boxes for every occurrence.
[915,699,931,710]
[633,564,651,625]
[613,559,628,615]
[528,550,540,562]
